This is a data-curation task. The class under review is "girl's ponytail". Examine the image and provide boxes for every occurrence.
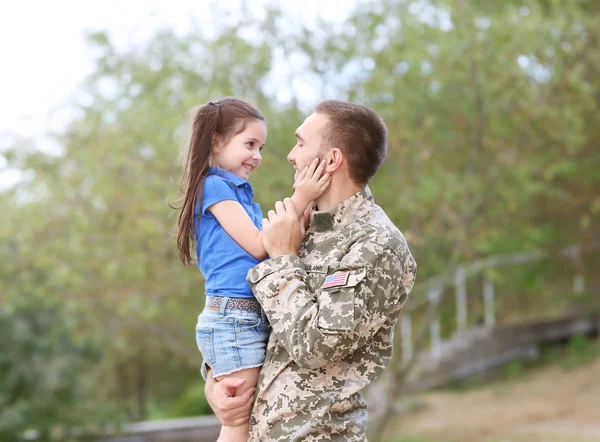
[176,103,220,265]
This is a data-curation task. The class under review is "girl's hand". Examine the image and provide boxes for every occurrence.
[293,158,331,203]
[301,201,316,231]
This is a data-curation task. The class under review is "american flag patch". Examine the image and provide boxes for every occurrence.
[322,271,350,289]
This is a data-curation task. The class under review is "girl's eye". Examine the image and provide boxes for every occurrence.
[247,141,254,148]
[259,146,264,152]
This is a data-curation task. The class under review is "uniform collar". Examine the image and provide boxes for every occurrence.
[308,186,375,232]
[208,167,248,187]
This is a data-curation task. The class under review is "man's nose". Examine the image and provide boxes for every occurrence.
[287,149,295,164]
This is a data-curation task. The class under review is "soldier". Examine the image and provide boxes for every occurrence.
[204,99,417,441]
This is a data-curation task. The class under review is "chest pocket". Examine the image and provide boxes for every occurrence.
[317,268,367,333]
[304,266,328,292]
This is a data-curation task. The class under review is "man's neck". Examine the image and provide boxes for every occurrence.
[315,177,362,211]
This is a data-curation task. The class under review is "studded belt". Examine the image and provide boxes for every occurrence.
[205,296,262,314]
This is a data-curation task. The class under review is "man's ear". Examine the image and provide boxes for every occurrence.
[324,148,344,173]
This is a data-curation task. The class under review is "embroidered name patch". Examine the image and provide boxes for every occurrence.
[322,271,350,289]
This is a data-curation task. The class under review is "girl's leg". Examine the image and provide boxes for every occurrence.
[215,367,260,442]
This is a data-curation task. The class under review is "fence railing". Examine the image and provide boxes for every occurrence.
[399,244,590,366]
[367,243,597,441]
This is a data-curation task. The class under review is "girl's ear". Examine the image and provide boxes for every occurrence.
[211,134,222,154]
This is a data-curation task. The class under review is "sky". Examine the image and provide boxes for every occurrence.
[0,0,356,139]
[0,0,356,187]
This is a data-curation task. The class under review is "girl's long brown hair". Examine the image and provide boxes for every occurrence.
[174,98,265,265]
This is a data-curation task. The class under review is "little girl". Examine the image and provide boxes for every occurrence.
[175,98,329,442]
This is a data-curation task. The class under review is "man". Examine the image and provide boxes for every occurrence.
[205,99,417,441]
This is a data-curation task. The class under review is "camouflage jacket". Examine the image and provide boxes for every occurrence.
[246,186,417,441]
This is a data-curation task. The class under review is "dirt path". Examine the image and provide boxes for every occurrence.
[389,357,600,442]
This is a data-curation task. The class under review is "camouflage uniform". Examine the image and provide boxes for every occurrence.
[246,186,417,441]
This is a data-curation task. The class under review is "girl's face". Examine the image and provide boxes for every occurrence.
[212,120,267,180]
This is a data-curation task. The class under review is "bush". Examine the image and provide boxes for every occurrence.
[0,303,121,441]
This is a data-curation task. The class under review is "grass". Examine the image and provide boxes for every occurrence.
[542,333,600,370]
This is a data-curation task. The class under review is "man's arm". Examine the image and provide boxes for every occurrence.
[209,161,327,261]
[247,243,413,369]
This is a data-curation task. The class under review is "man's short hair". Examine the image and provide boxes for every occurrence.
[314,100,388,186]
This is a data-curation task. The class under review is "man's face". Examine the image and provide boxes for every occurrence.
[287,112,329,180]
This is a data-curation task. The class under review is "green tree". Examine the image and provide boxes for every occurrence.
[1,0,598,434]
[0,302,120,441]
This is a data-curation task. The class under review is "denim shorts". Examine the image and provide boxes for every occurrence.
[196,296,270,378]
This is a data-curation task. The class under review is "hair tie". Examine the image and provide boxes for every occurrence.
[208,101,217,106]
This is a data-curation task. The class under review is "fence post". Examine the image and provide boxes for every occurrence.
[429,286,442,361]
[455,267,467,330]
[572,246,586,294]
[483,276,495,327]
[401,313,413,364]
[573,274,585,294]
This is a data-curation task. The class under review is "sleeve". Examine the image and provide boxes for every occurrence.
[201,175,239,215]
[246,244,416,369]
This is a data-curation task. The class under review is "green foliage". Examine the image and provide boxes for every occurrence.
[164,381,212,418]
[540,335,600,371]
[559,334,600,370]
[1,0,599,431]
[0,304,122,441]
[504,359,526,380]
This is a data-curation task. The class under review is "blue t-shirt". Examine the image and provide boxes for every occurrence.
[195,167,264,298]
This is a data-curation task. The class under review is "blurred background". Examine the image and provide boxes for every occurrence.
[1,0,599,441]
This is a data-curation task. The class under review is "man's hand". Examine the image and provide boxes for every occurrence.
[205,370,255,427]
[262,198,303,258]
